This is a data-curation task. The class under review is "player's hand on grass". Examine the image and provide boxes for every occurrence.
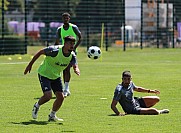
[117,112,126,116]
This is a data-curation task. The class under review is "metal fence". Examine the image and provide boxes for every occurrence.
[0,0,181,55]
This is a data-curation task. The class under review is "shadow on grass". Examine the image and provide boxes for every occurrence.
[10,120,63,125]
[108,114,117,116]
[61,131,76,132]
[108,114,128,116]
[34,97,56,100]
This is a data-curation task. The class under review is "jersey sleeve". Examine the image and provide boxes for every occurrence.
[113,85,121,101]
[72,25,81,36]
[43,45,59,57]
[56,27,61,39]
[131,82,137,90]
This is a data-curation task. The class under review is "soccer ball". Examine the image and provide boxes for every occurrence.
[87,46,101,59]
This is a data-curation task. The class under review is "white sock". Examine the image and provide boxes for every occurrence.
[159,109,169,114]
[64,82,69,91]
[35,102,40,108]
[159,110,162,114]
[50,111,56,117]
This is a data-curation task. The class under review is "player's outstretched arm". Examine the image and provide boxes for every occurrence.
[24,49,45,75]
[135,87,160,94]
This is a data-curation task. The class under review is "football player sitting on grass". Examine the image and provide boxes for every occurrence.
[111,70,169,116]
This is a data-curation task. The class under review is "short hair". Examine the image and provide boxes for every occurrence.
[62,12,70,17]
[64,36,76,43]
[122,70,131,78]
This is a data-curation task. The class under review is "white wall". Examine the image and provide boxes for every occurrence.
[125,0,141,30]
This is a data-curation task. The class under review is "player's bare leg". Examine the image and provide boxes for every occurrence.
[63,64,71,97]
[140,108,160,115]
[32,91,52,119]
[141,96,169,115]
[142,96,160,107]
[48,91,64,121]
[39,91,52,105]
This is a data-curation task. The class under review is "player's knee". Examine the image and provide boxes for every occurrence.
[56,92,64,101]
[155,96,160,103]
[44,92,52,100]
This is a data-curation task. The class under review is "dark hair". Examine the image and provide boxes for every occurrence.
[122,70,131,78]
[62,12,70,17]
[64,36,76,42]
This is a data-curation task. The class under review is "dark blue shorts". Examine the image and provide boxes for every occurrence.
[131,97,147,114]
[38,74,63,93]
[135,97,147,108]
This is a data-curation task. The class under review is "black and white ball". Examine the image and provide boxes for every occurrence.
[87,46,101,59]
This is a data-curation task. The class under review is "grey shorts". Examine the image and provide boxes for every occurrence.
[38,74,63,93]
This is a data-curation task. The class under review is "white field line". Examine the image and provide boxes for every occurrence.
[0,62,29,65]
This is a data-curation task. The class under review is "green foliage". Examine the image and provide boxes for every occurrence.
[0,0,10,10]
[0,47,181,132]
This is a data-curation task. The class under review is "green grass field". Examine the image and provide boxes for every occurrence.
[0,46,181,133]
